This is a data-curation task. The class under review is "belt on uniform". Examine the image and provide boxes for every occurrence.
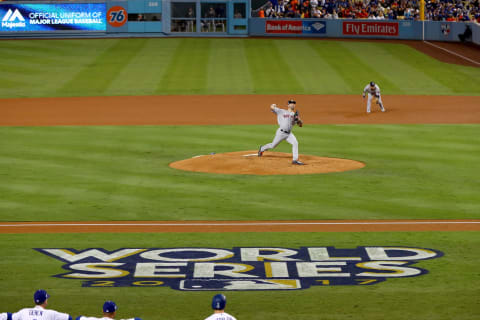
[281,129,291,134]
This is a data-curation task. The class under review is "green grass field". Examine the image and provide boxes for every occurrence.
[0,38,479,319]
[1,38,480,98]
[0,124,479,221]
[0,232,479,320]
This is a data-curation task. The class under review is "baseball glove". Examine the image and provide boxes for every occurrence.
[294,111,303,127]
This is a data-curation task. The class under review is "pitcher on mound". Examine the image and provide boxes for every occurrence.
[258,99,304,165]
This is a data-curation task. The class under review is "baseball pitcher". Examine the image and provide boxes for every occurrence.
[258,99,304,165]
[363,81,386,113]
[9,290,72,320]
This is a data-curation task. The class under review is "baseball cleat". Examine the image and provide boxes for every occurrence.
[292,160,304,165]
[381,107,386,112]
[258,146,263,157]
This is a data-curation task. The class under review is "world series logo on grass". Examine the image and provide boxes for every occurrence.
[36,246,443,291]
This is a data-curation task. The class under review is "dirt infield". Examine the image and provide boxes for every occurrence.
[1,94,479,126]
[0,220,479,233]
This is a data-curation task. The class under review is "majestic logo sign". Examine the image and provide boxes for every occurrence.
[0,4,106,32]
[2,9,26,29]
[36,246,443,291]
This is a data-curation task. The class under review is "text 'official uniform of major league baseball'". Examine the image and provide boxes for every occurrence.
[204,294,236,320]
[363,81,386,113]
[258,100,304,165]
[9,290,72,320]
[75,301,141,320]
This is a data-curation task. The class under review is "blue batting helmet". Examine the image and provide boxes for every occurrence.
[34,289,50,305]
[103,301,117,313]
[211,294,226,310]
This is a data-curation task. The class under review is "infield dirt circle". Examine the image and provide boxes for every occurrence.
[170,151,365,175]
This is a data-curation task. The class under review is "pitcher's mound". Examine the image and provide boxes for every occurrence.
[169,151,365,175]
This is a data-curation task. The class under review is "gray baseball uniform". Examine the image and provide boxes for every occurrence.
[259,106,299,161]
[363,82,385,113]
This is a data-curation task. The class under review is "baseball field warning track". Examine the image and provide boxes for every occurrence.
[0,220,479,233]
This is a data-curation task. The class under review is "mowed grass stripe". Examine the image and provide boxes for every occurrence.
[307,41,375,93]
[206,39,253,94]
[155,38,210,94]
[244,39,303,94]
[57,39,148,97]
[105,39,181,96]
[0,40,116,98]
[284,40,352,94]
[341,42,452,95]
[339,41,402,93]
[380,42,480,95]
[276,39,347,94]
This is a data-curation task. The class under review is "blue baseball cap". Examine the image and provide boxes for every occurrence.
[211,294,226,310]
[34,290,50,304]
[103,301,117,313]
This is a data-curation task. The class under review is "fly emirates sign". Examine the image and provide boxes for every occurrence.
[343,21,399,36]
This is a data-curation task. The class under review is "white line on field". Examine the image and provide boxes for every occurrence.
[0,221,479,227]
[423,41,480,66]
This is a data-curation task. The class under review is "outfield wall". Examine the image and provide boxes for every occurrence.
[250,18,479,44]
[0,0,478,45]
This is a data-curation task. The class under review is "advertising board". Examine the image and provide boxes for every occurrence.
[343,21,399,36]
[265,20,326,34]
[0,3,106,32]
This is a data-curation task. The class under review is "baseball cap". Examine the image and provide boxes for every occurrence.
[211,294,226,310]
[103,301,117,313]
[370,81,375,86]
[34,289,50,304]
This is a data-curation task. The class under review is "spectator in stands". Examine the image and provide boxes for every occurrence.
[312,5,323,17]
[265,2,276,17]
[252,0,480,22]
[278,0,288,16]
[285,3,296,17]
